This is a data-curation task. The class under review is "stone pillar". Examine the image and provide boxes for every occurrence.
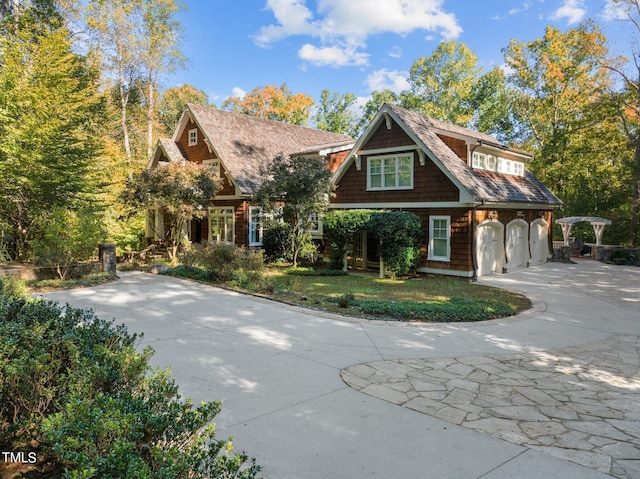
[99,243,117,277]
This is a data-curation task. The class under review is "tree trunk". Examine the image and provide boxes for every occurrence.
[117,42,133,179]
[147,67,155,160]
[632,134,640,246]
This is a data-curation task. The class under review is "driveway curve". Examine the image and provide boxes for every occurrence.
[41,260,640,479]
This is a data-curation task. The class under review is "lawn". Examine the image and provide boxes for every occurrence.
[266,267,531,322]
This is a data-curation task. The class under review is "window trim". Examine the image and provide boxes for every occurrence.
[209,207,234,244]
[248,206,263,247]
[428,215,451,262]
[188,128,198,146]
[366,153,414,191]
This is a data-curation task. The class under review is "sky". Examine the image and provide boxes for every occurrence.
[165,0,635,109]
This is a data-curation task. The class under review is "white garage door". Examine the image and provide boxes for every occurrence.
[476,221,504,277]
[506,219,529,271]
[530,219,550,265]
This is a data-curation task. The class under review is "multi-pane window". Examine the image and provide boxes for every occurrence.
[474,152,525,177]
[429,216,450,261]
[249,206,263,246]
[210,207,234,244]
[367,154,413,190]
[188,128,198,146]
[203,159,221,177]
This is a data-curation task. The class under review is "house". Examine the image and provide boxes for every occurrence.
[331,104,562,278]
[147,104,354,248]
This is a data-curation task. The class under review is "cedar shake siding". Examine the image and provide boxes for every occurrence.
[331,103,562,278]
[147,105,355,248]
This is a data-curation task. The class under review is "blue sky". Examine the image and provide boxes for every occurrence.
[165,0,633,109]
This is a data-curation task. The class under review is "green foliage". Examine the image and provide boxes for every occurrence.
[27,272,114,292]
[324,210,423,276]
[368,211,423,277]
[158,84,211,135]
[255,155,334,267]
[262,222,294,263]
[354,297,517,322]
[0,275,28,297]
[164,264,210,281]
[30,207,105,280]
[0,294,260,478]
[0,2,104,260]
[122,161,221,259]
[314,89,359,137]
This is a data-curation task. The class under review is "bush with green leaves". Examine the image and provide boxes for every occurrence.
[0,294,260,478]
[199,243,264,283]
[261,222,293,263]
[324,210,423,277]
[0,274,27,297]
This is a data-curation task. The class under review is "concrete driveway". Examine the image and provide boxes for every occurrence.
[42,260,640,479]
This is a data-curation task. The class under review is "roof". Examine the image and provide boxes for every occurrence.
[340,104,561,206]
[183,104,354,195]
[158,138,185,162]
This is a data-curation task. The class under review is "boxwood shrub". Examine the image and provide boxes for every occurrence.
[0,294,260,478]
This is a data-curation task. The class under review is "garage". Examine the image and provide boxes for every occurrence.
[530,218,550,265]
[476,220,504,277]
[505,219,529,271]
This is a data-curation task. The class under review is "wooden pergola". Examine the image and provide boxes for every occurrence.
[555,216,612,247]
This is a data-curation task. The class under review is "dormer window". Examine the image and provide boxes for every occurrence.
[188,128,198,146]
[472,152,525,177]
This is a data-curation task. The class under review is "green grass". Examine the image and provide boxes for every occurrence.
[266,267,531,322]
[26,272,116,292]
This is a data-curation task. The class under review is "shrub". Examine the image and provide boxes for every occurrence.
[0,274,28,297]
[262,222,293,263]
[200,243,264,283]
[165,264,210,282]
[0,295,260,478]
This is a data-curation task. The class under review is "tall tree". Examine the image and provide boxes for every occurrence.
[357,89,400,132]
[314,89,359,137]
[504,23,630,242]
[140,0,186,158]
[0,0,103,259]
[86,0,143,175]
[598,0,640,245]
[403,40,481,126]
[222,84,314,126]
[158,84,210,136]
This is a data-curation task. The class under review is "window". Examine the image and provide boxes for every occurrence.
[367,154,413,190]
[472,152,486,169]
[249,206,263,246]
[210,207,234,244]
[513,162,525,176]
[307,212,322,234]
[487,155,497,171]
[203,159,221,177]
[429,216,450,262]
[188,128,198,146]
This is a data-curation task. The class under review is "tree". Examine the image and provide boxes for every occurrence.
[158,84,210,135]
[0,0,103,260]
[357,89,400,132]
[139,0,186,158]
[223,84,314,125]
[86,0,143,175]
[122,161,221,259]
[255,155,334,267]
[402,40,481,126]
[504,23,631,243]
[314,89,359,137]
[598,0,640,245]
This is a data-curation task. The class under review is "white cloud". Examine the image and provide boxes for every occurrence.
[388,46,403,59]
[602,0,628,21]
[365,69,410,94]
[298,43,369,67]
[255,0,462,67]
[550,0,587,25]
[230,87,247,99]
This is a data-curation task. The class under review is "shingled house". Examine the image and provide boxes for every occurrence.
[331,104,562,278]
[147,104,354,248]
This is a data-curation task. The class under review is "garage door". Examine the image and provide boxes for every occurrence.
[530,219,550,265]
[476,221,504,277]
[506,219,529,271]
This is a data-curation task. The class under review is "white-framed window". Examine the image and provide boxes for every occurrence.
[513,161,525,176]
[188,128,198,146]
[209,207,234,244]
[249,206,263,246]
[472,152,486,169]
[203,159,221,177]
[487,155,497,171]
[307,212,322,234]
[429,216,451,262]
[367,153,413,190]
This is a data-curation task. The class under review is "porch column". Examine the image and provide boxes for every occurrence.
[592,223,606,246]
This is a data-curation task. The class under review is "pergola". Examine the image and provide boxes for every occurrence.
[555,216,612,247]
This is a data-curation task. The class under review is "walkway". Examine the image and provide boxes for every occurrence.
[41,260,640,479]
